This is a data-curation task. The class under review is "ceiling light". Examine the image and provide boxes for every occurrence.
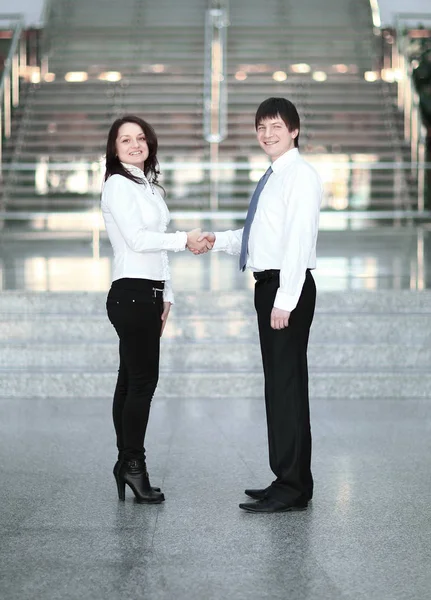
[65,72,88,82]
[238,64,270,73]
[291,63,311,74]
[333,64,349,73]
[312,71,327,82]
[273,71,287,82]
[98,71,122,82]
[235,71,247,81]
[364,71,379,82]
[151,64,165,73]
[381,68,396,82]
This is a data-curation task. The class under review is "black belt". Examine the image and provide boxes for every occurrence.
[111,277,165,298]
[253,270,280,282]
[253,269,311,282]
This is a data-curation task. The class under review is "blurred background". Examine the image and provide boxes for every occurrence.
[1,4,431,599]
[0,0,431,292]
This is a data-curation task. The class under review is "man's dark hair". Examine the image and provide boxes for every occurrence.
[255,97,300,148]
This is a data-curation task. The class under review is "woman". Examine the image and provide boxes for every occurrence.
[102,115,206,504]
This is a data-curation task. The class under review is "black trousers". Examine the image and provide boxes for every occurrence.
[254,270,316,503]
[106,278,164,461]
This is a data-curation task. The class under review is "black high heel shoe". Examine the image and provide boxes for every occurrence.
[117,459,165,504]
[113,460,161,498]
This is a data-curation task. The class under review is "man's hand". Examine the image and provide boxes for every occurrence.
[160,301,171,336]
[197,232,216,245]
[187,230,215,255]
[271,307,291,330]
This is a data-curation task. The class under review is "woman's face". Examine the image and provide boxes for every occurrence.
[115,122,149,170]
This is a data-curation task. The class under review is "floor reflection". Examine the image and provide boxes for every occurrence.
[0,220,430,292]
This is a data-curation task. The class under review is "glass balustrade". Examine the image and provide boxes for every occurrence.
[0,154,425,213]
[1,220,430,292]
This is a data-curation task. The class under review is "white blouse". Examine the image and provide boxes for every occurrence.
[101,164,187,304]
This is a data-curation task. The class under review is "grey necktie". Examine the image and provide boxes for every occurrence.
[239,166,273,271]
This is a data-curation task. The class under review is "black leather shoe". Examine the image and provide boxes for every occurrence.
[117,459,165,503]
[113,460,161,495]
[244,487,271,500]
[239,497,308,513]
[245,486,313,502]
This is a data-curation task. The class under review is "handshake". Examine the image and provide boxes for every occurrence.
[186,229,215,255]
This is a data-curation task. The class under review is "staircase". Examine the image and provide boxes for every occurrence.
[1,0,415,212]
[1,290,430,399]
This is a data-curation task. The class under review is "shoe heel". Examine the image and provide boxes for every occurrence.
[115,475,126,501]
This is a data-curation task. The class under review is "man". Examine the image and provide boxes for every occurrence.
[198,97,322,513]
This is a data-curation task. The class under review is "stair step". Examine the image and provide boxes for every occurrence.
[0,314,430,344]
[15,119,397,130]
[0,342,429,370]
[0,370,429,399]
[1,291,430,314]
[29,97,388,107]
[2,171,406,184]
[14,129,394,142]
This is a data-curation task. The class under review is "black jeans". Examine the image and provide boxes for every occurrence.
[106,278,164,461]
[254,270,316,503]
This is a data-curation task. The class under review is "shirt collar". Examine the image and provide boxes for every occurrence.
[121,162,147,180]
[271,147,299,173]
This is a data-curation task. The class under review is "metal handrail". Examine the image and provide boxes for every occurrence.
[203,6,228,145]
[0,13,25,21]
[368,0,381,30]
[393,13,431,211]
[0,13,24,177]
[40,0,58,58]
[41,0,55,26]
[394,12,431,25]
[203,1,229,211]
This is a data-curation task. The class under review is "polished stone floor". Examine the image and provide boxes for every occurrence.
[1,396,431,600]
[1,219,431,599]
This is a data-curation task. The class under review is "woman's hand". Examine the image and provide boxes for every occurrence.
[161,301,172,336]
[187,228,212,254]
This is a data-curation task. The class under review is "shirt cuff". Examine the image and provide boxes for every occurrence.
[274,289,300,312]
[174,231,188,252]
[163,281,175,304]
[212,231,229,252]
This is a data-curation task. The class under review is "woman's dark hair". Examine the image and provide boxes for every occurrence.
[104,115,161,185]
[255,97,300,148]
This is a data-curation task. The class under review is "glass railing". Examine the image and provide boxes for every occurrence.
[389,13,431,211]
[1,212,430,292]
[0,155,428,216]
[0,14,24,174]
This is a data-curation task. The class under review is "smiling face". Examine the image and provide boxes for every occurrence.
[256,115,299,161]
[115,122,149,169]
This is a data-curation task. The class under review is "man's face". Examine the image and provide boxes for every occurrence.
[256,115,298,161]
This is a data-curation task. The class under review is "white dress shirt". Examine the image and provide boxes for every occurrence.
[101,164,187,304]
[213,148,322,312]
